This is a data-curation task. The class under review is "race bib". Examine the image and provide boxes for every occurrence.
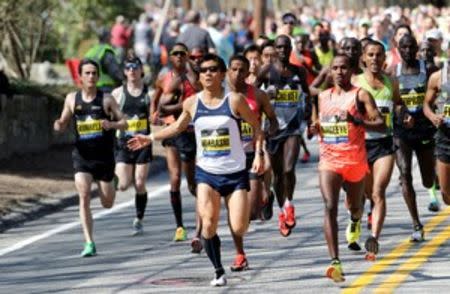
[77,119,102,140]
[444,104,450,125]
[201,128,231,157]
[274,89,299,108]
[379,106,392,129]
[401,92,425,113]
[240,121,253,142]
[125,118,148,136]
[321,121,349,144]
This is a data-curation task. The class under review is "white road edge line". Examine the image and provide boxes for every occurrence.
[0,184,172,257]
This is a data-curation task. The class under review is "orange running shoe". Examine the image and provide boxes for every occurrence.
[278,212,291,237]
[285,204,296,229]
[230,254,249,271]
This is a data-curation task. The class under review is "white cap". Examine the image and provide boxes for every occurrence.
[425,29,443,40]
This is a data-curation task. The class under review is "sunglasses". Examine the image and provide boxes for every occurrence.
[171,50,187,57]
[124,63,141,70]
[190,55,203,60]
[199,65,220,73]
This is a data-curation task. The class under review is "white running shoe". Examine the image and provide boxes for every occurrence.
[132,218,143,236]
[210,274,227,287]
[410,226,424,242]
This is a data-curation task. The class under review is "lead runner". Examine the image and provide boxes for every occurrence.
[127,54,265,287]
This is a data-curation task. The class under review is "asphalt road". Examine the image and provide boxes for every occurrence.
[1,142,449,293]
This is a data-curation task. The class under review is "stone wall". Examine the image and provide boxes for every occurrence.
[0,94,74,160]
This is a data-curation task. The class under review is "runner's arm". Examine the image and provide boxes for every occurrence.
[309,67,330,96]
[103,95,127,131]
[151,77,164,123]
[391,77,414,128]
[231,92,265,174]
[54,93,75,132]
[256,89,278,136]
[353,89,385,132]
[159,93,183,115]
[423,71,444,127]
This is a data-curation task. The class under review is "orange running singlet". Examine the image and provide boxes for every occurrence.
[318,86,368,182]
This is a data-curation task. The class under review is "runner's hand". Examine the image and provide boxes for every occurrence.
[101,120,114,130]
[309,120,320,136]
[403,114,415,129]
[53,119,63,132]
[429,113,444,128]
[251,154,265,175]
[127,134,152,151]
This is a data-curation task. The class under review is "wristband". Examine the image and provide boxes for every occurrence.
[149,133,155,141]
[257,150,264,156]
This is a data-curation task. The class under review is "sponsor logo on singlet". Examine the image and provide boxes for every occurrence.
[274,89,299,108]
[125,115,148,136]
[201,128,231,157]
[77,115,103,140]
[400,87,425,114]
[240,121,253,142]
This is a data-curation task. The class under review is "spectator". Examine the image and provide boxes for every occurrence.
[110,15,133,62]
[134,13,153,66]
[177,10,215,53]
[84,28,124,93]
[207,13,234,64]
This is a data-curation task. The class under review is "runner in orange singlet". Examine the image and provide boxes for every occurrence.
[310,54,384,282]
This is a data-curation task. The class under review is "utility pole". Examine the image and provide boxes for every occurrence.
[253,0,266,40]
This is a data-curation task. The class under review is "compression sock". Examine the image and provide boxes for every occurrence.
[170,191,183,227]
[135,192,148,220]
[203,234,224,277]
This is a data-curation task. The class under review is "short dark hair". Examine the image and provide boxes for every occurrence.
[363,39,385,53]
[260,40,275,52]
[228,54,250,70]
[199,53,227,72]
[172,42,189,53]
[331,53,350,64]
[399,33,417,48]
[78,58,100,75]
[243,44,261,57]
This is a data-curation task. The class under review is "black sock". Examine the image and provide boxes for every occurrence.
[170,191,183,227]
[203,235,224,277]
[135,192,148,220]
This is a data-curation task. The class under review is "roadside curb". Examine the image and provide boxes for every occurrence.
[0,155,167,233]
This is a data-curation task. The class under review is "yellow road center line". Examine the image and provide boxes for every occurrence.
[374,224,450,293]
[342,206,450,294]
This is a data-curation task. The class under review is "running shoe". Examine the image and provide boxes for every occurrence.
[367,212,372,230]
[346,219,361,251]
[80,242,96,257]
[326,260,345,282]
[261,191,274,221]
[191,237,203,254]
[173,227,187,242]
[210,273,227,287]
[410,225,424,242]
[230,254,249,272]
[132,218,143,236]
[428,200,440,212]
[300,152,311,163]
[285,203,296,229]
[278,212,291,237]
